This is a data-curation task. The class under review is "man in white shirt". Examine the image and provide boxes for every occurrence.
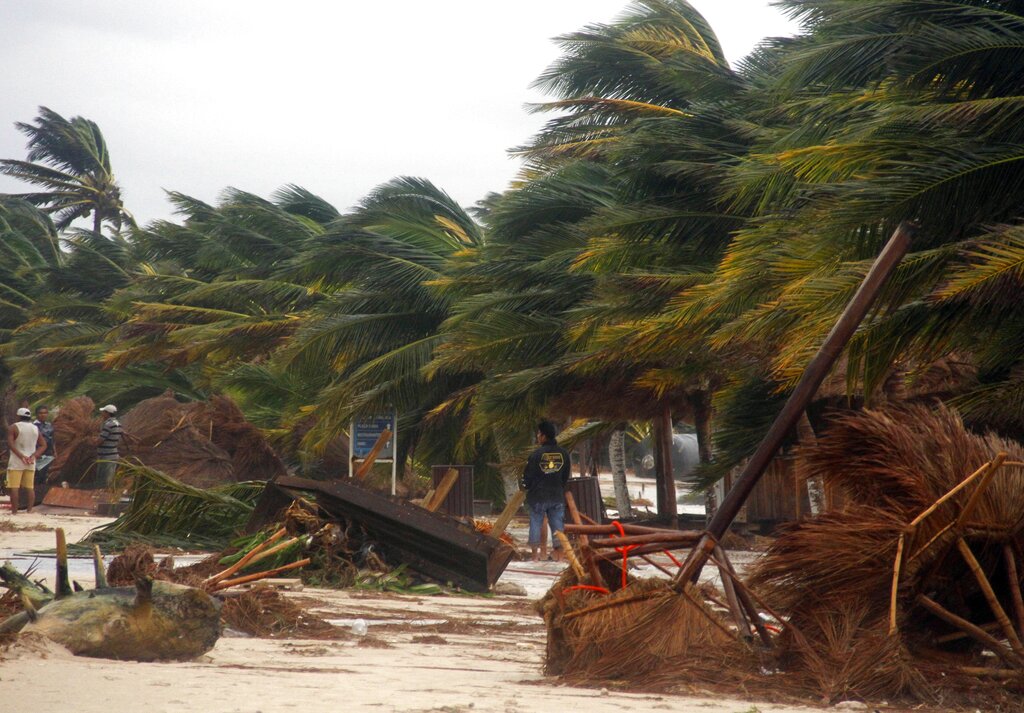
[7,407,47,514]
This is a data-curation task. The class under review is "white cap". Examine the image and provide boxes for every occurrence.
[99,404,118,414]
[16,407,31,418]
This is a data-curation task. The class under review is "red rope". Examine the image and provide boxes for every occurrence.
[611,520,639,590]
[563,584,610,595]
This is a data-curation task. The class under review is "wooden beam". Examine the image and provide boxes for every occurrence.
[957,537,1024,657]
[353,428,393,479]
[676,221,916,586]
[1005,543,1024,642]
[55,528,72,599]
[565,491,607,588]
[491,490,525,540]
[261,477,513,591]
[918,594,1021,668]
[423,468,459,512]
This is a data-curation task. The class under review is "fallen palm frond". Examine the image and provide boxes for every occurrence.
[220,585,341,638]
[84,462,264,551]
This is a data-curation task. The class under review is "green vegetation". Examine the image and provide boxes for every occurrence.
[5,0,1024,500]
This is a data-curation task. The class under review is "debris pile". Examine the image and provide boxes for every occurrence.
[751,405,1024,704]
[542,406,1024,709]
[48,392,285,488]
[539,565,745,685]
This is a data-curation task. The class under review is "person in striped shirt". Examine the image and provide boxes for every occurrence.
[96,404,123,488]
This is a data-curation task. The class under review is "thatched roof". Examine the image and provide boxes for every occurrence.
[50,392,286,488]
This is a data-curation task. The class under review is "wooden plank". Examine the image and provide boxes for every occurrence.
[257,477,513,592]
[237,578,304,591]
[353,428,392,479]
[491,490,525,540]
[42,487,113,510]
[424,468,459,512]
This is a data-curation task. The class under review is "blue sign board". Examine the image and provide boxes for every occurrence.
[352,413,396,459]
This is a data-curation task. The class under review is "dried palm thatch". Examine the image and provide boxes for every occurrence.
[538,561,743,685]
[750,404,1024,704]
[104,544,199,586]
[220,586,340,638]
[47,392,285,488]
[49,396,102,485]
[121,391,286,488]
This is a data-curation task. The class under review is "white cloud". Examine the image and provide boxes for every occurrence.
[0,1,797,223]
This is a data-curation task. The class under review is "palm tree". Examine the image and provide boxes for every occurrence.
[0,106,134,234]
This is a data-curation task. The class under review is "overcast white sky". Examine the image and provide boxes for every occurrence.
[0,1,797,225]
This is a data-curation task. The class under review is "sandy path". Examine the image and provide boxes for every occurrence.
[1,509,826,713]
[1,587,824,713]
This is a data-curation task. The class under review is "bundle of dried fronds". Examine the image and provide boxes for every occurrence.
[781,601,934,704]
[120,391,285,488]
[49,396,102,485]
[106,544,206,587]
[750,405,1024,703]
[220,586,340,638]
[803,404,1024,525]
[106,544,159,585]
[539,566,737,683]
[0,590,20,619]
[472,518,516,546]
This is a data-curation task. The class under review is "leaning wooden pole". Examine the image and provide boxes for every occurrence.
[675,221,916,587]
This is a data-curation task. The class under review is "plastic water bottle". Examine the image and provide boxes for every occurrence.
[350,619,368,636]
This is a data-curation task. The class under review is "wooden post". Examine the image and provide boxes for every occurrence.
[491,490,525,540]
[55,528,72,599]
[93,544,108,589]
[652,417,667,517]
[957,537,1024,656]
[565,491,607,588]
[693,389,716,524]
[676,221,915,586]
[661,404,677,527]
[917,594,1021,667]
[713,546,751,639]
[424,468,459,512]
[711,547,772,648]
[1005,544,1024,641]
[354,428,393,479]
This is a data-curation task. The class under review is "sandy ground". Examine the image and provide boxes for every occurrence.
[0,508,826,713]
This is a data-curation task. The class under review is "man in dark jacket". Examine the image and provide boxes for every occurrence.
[521,420,571,562]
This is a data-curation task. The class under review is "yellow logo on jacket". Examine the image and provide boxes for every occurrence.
[540,452,564,474]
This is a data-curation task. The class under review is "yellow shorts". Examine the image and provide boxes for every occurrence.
[6,469,34,488]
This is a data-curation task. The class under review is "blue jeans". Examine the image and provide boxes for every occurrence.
[528,500,566,548]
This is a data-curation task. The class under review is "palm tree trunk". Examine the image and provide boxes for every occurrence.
[493,430,524,503]
[609,426,633,519]
[93,209,102,236]
[693,389,715,525]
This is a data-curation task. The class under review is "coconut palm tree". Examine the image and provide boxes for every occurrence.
[0,107,134,234]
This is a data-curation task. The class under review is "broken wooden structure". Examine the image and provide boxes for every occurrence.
[248,476,514,592]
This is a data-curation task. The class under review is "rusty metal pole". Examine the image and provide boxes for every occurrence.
[674,221,916,587]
